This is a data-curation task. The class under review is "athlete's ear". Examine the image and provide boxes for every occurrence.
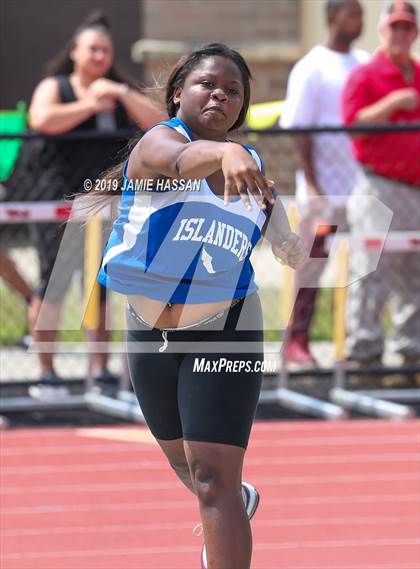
[173,86,182,106]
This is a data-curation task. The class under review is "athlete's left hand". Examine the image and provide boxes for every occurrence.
[272,232,306,269]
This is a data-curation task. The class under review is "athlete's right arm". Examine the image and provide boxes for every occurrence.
[28,77,111,134]
[128,126,274,210]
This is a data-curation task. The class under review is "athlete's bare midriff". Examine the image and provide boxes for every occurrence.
[128,294,233,329]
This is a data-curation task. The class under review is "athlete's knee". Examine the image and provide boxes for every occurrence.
[168,458,190,479]
[191,463,230,507]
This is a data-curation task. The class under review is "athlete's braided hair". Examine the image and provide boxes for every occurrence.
[166,43,252,131]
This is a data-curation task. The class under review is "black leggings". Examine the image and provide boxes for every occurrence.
[126,293,264,449]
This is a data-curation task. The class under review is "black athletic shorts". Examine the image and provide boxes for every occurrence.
[126,293,264,449]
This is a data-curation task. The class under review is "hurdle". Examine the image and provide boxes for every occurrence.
[80,211,146,422]
[1,201,418,423]
[259,203,347,420]
[0,200,145,422]
[0,201,84,415]
[329,233,420,420]
[80,202,346,421]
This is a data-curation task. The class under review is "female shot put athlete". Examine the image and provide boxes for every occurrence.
[98,43,305,569]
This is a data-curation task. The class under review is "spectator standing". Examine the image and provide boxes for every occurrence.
[281,0,368,366]
[0,252,32,305]
[342,0,420,366]
[0,251,33,347]
[27,11,162,395]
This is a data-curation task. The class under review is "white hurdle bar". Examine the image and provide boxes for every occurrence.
[84,355,145,423]
[330,387,416,420]
[259,385,348,420]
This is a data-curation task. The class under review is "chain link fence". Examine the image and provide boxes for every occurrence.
[0,125,419,388]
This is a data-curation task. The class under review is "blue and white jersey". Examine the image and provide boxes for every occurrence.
[98,117,267,304]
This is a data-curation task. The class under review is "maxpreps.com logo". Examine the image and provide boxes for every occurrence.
[193,358,278,373]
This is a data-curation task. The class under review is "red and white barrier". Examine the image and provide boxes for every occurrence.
[1,201,419,253]
[326,231,420,252]
[0,201,110,223]
[0,201,71,223]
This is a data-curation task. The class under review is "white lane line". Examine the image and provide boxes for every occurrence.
[3,418,417,439]
[3,493,418,515]
[1,443,157,455]
[254,538,420,550]
[266,566,417,569]
[250,435,420,447]
[251,420,420,432]
[3,538,419,560]
[2,453,419,475]
[2,434,419,455]
[2,516,419,537]
[2,472,419,495]
[270,566,417,569]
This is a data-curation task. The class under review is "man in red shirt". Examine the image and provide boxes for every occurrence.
[341,0,420,366]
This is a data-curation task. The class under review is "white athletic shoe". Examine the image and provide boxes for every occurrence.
[200,481,260,569]
[28,384,69,401]
[241,481,260,520]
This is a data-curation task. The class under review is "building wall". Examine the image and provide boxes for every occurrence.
[143,0,299,44]
[137,0,301,102]
[136,0,302,188]
[0,0,141,109]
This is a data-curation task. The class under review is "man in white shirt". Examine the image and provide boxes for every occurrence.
[281,0,369,366]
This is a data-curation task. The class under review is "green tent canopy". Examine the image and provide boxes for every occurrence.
[0,102,27,182]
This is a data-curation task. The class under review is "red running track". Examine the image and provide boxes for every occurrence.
[1,419,419,569]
